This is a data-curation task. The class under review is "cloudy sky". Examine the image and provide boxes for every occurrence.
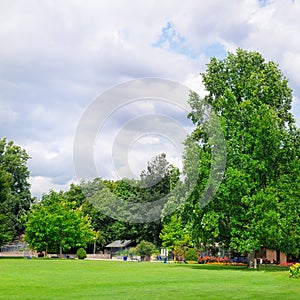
[1,0,299,198]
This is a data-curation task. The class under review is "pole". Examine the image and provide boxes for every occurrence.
[93,238,96,255]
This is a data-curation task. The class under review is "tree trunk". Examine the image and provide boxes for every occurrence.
[59,241,63,258]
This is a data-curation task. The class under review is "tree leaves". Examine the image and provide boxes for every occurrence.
[0,138,32,245]
[182,49,299,257]
[25,190,95,256]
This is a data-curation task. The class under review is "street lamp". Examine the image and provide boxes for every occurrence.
[93,237,96,255]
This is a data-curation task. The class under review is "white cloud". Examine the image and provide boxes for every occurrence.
[29,176,76,199]
[184,73,206,97]
[137,135,161,145]
[0,102,19,124]
[1,0,299,198]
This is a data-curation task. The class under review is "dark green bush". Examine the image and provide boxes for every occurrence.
[184,248,198,261]
[76,248,87,259]
[136,240,155,256]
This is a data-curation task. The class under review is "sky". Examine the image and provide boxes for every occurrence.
[1,0,299,199]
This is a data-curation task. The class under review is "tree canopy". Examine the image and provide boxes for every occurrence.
[181,49,300,258]
[0,138,32,246]
[25,190,95,256]
[2,49,300,262]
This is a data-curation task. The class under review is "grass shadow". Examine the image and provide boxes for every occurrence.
[170,263,289,273]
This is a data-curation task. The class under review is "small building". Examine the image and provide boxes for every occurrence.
[255,248,287,264]
[105,240,135,258]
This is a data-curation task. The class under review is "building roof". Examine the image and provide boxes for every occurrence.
[105,240,133,248]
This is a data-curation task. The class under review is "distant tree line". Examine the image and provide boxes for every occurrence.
[1,49,300,262]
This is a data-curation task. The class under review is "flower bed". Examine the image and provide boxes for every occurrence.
[198,256,230,264]
[205,262,247,266]
[279,262,294,267]
[198,255,247,266]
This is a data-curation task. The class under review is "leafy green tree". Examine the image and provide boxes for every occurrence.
[276,130,300,256]
[79,154,179,246]
[137,154,179,244]
[79,178,125,245]
[160,214,191,255]
[0,166,14,245]
[0,138,32,245]
[136,240,156,260]
[25,190,95,256]
[182,49,299,261]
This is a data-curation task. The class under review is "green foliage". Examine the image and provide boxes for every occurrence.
[184,248,198,261]
[136,240,155,256]
[0,138,32,245]
[182,49,300,256]
[290,263,300,278]
[160,214,191,253]
[0,213,14,246]
[25,190,95,256]
[128,247,137,258]
[0,166,14,246]
[76,248,87,259]
[79,153,178,246]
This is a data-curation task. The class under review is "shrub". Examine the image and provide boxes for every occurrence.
[136,240,155,257]
[76,248,87,259]
[184,248,198,261]
[128,247,137,258]
[290,263,300,278]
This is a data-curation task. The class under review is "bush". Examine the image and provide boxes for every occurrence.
[136,240,155,257]
[184,248,198,262]
[76,248,87,259]
[128,247,137,258]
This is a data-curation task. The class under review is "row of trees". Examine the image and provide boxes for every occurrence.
[24,153,179,255]
[1,49,299,261]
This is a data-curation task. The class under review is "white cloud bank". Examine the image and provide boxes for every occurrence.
[0,0,299,198]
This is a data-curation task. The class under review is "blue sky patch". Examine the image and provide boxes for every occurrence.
[154,22,227,60]
[202,43,228,59]
[258,0,270,7]
[153,22,197,58]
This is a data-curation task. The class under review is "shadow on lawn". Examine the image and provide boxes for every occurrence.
[171,263,289,273]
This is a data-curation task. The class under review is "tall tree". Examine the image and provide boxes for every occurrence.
[182,49,299,260]
[0,138,32,245]
[138,153,179,244]
[0,166,14,245]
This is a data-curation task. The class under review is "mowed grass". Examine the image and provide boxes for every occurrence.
[0,259,299,299]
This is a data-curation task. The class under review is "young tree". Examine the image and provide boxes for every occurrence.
[136,240,156,261]
[25,190,95,257]
[182,49,299,261]
[159,214,191,256]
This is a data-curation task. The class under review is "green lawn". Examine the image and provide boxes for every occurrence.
[0,259,299,299]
